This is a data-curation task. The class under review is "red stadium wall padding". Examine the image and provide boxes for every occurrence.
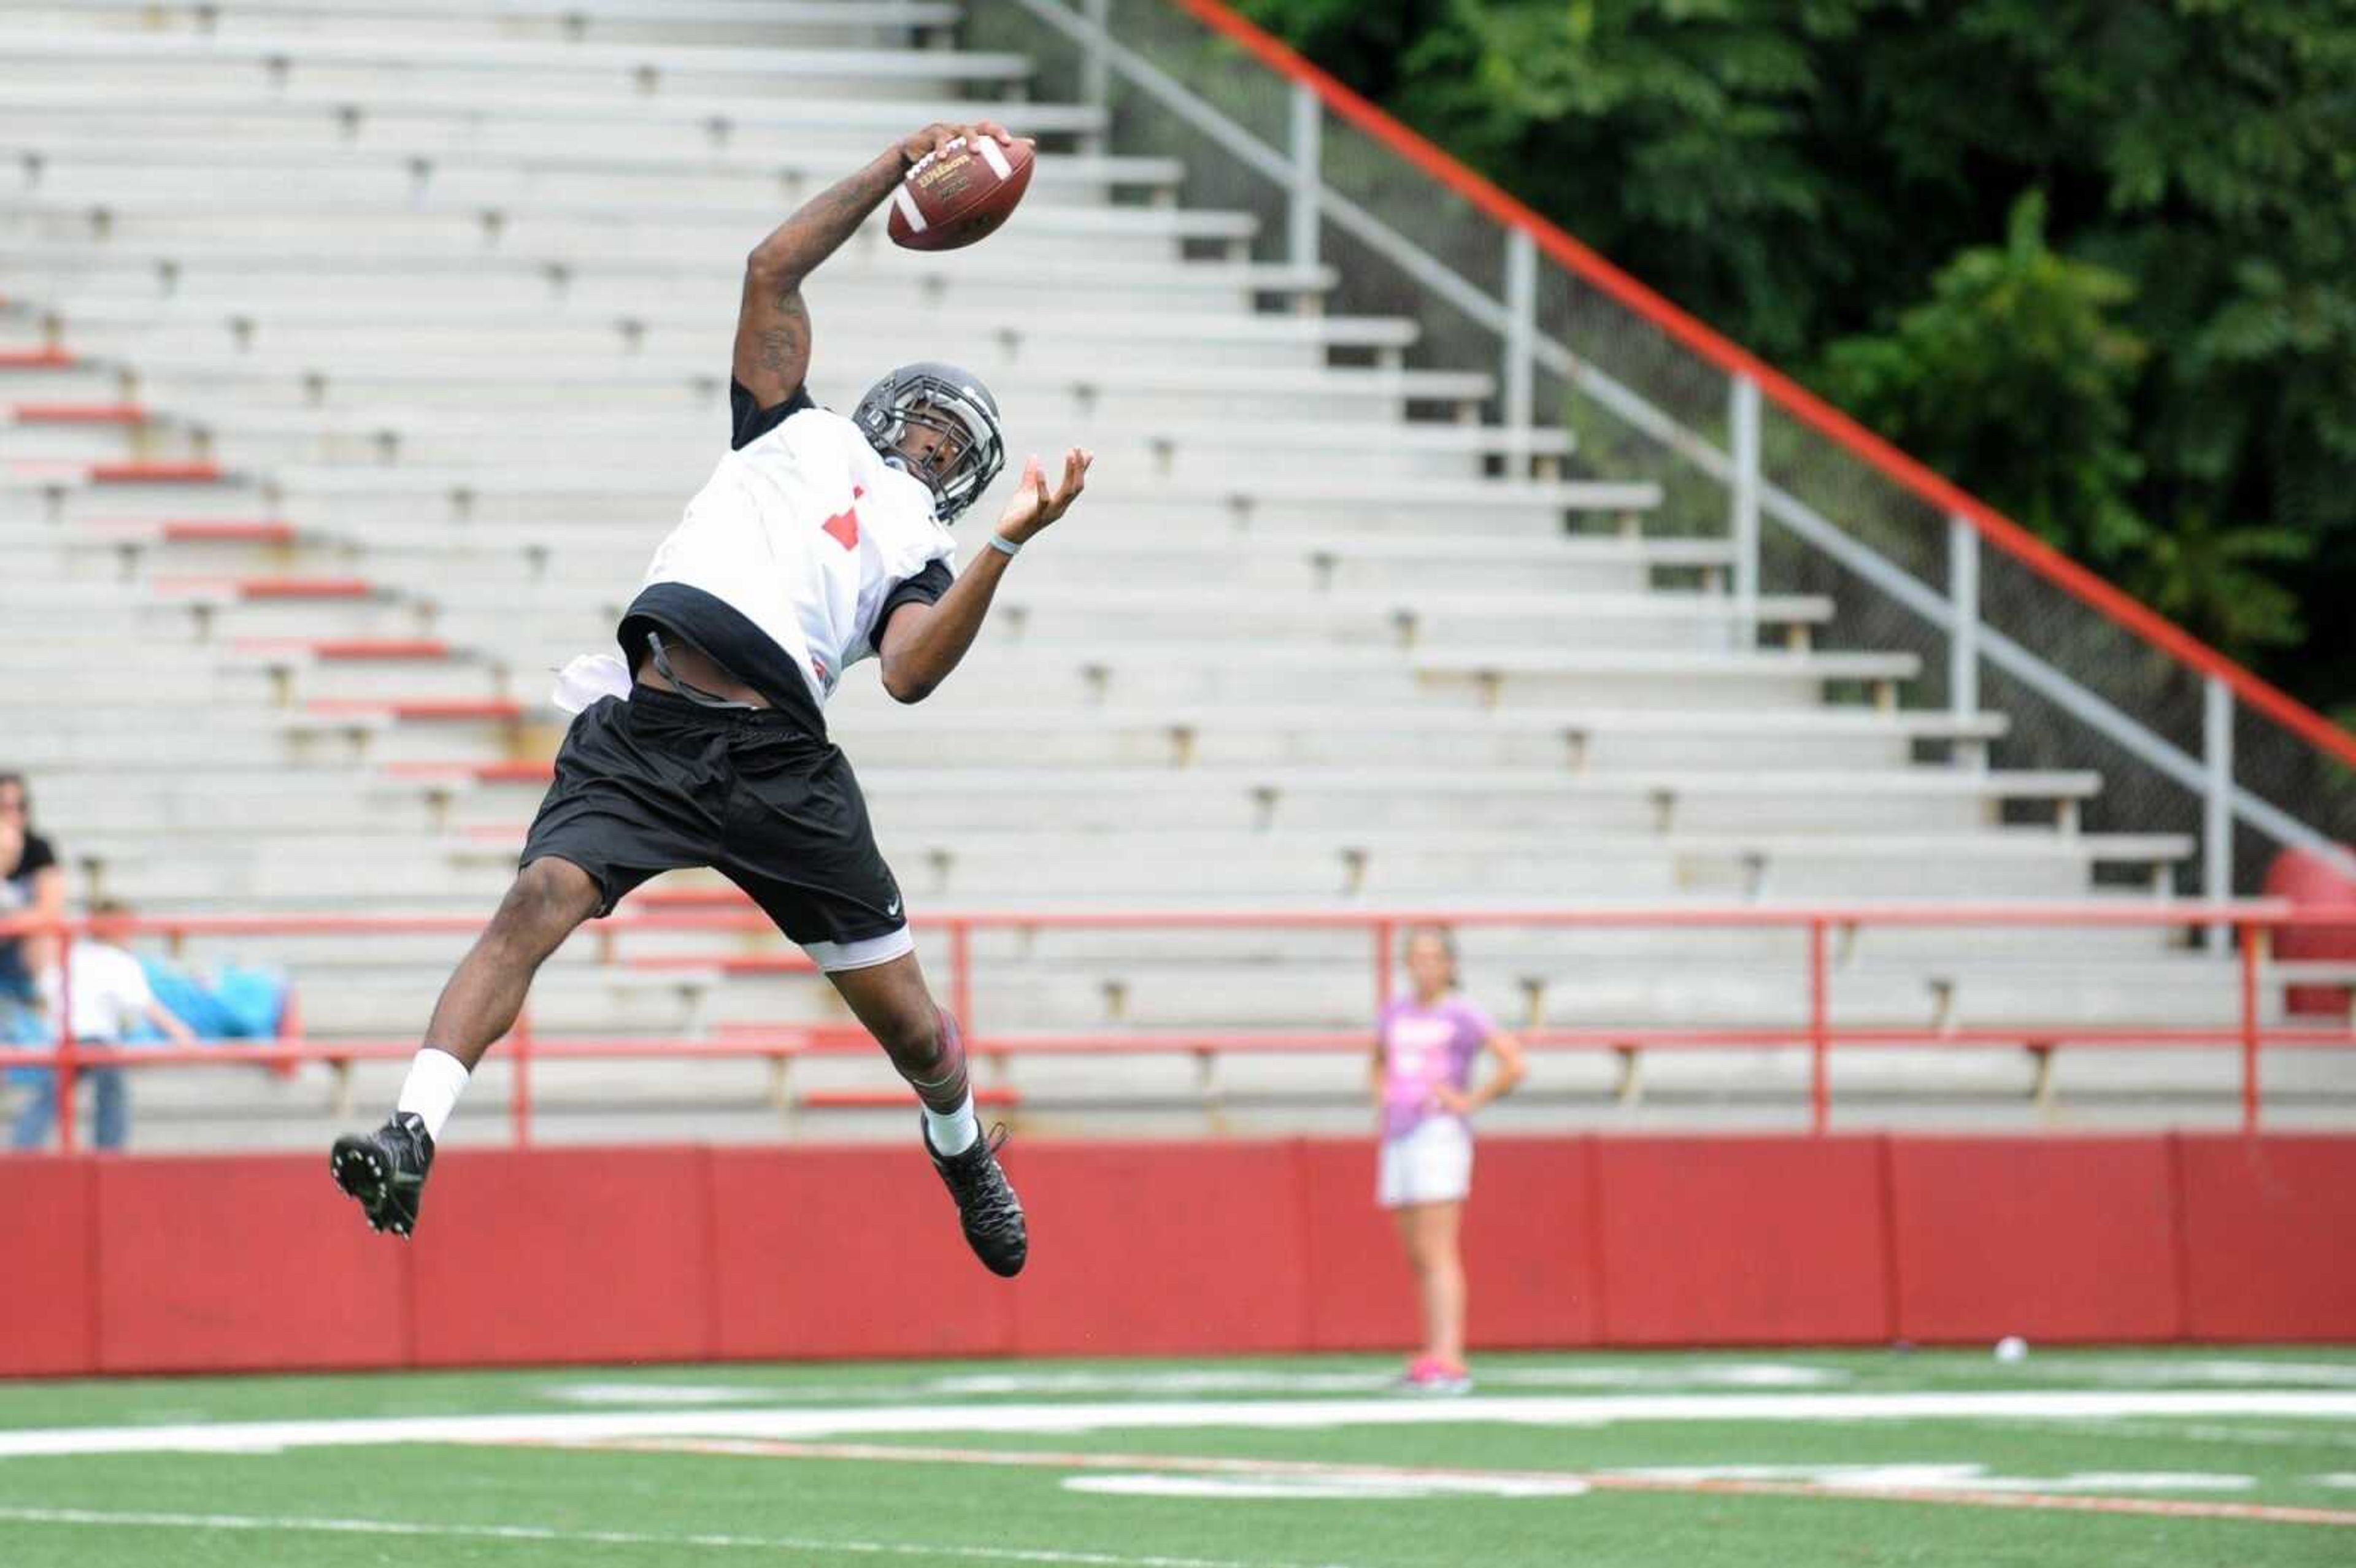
[1593,1137,1894,1345]
[709,1147,1015,1361]
[0,1158,96,1376]
[12,1133,2356,1377]
[1004,1142,1312,1356]
[1885,1137,2182,1344]
[1465,1139,1603,1347]
[1296,1137,1601,1350]
[2175,1135,2356,1340]
[410,1147,716,1366]
[93,1156,411,1374]
[1295,1137,1421,1350]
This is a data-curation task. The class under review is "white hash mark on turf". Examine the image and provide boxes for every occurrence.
[1971,1417,2356,1452]
[1609,1464,2254,1494]
[1063,1474,1592,1501]
[2058,1359,2356,1389]
[7,1391,2356,1459]
[0,1508,1364,1568]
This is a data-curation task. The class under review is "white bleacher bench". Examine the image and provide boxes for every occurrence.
[60,348,1494,402]
[1291,534,1731,566]
[11,0,966,38]
[12,524,1717,594]
[4,137,1190,201]
[0,31,1034,88]
[9,195,1263,250]
[833,766,2109,840]
[18,407,1569,459]
[0,84,1118,145]
[7,191,1253,244]
[866,702,2012,760]
[25,299,1421,359]
[871,583,1833,641]
[1416,645,1919,690]
[55,831,2173,916]
[0,469,1648,533]
[233,463,1647,510]
[0,242,1342,309]
[21,406,1575,472]
[384,582,1823,655]
[861,827,2182,869]
[910,838,2183,906]
[0,707,2018,774]
[8,531,1783,627]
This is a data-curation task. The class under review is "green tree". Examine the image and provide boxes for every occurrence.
[1821,192,2306,653]
[1234,0,2356,689]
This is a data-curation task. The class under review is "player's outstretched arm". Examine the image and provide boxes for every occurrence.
[878,447,1091,704]
[733,120,1020,408]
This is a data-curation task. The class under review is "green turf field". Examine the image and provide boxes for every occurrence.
[4,1349,2354,1567]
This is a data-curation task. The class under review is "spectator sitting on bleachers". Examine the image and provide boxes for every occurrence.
[9,901,197,1153]
[0,773,66,1010]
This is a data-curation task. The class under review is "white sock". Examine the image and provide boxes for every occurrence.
[395,1047,471,1142]
[922,1090,980,1156]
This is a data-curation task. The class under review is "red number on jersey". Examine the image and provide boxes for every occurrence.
[821,486,865,551]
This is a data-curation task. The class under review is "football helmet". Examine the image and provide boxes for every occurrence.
[853,361,1006,523]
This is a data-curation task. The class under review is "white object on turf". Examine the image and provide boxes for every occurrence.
[395,1047,471,1140]
[1996,1336,2028,1363]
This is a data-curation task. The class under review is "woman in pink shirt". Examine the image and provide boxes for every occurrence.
[1373,924,1525,1393]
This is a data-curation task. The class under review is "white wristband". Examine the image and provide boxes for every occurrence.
[987,534,1023,558]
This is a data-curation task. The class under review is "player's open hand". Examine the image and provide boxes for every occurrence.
[996,448,1091,546]
[896,120,1025,169]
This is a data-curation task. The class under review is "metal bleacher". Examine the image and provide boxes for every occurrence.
[4,0,2340,1150]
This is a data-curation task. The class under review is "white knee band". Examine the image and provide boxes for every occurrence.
[801,925,915,973]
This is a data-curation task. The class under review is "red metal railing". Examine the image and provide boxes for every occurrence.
[1166,0,2356,777]
[6,901,2352,1151]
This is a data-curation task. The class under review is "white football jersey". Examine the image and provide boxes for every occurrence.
[625,403,958,714]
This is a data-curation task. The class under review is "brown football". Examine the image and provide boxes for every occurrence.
[887,134,1036,252]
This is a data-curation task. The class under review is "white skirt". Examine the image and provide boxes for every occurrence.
[1377,1116,1474,1209]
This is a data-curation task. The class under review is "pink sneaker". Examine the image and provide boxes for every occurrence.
[1400,1355,1472,1394]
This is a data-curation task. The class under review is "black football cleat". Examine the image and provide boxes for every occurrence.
[330,1112,435,1238]
[924,1120,1028,1277]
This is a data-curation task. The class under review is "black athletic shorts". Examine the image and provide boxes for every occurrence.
[520,686,909,967]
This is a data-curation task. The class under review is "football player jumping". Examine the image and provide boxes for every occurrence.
[330,120,1088,1278]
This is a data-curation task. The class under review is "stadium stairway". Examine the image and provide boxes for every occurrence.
[1,0,2339,1149]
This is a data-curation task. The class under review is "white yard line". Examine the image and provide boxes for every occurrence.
[531,1437,2356,1528]
[0,1506,1364,1568]
[923,1364,1846,1396]
[538,1364,1846,1408]
[6,1391,2356,1459]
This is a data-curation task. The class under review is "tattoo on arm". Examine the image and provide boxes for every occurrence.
[733,266,813,403]
[733,153,898,404]
[756,289,808,379]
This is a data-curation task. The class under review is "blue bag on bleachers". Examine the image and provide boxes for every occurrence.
[137,957,290,1041]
